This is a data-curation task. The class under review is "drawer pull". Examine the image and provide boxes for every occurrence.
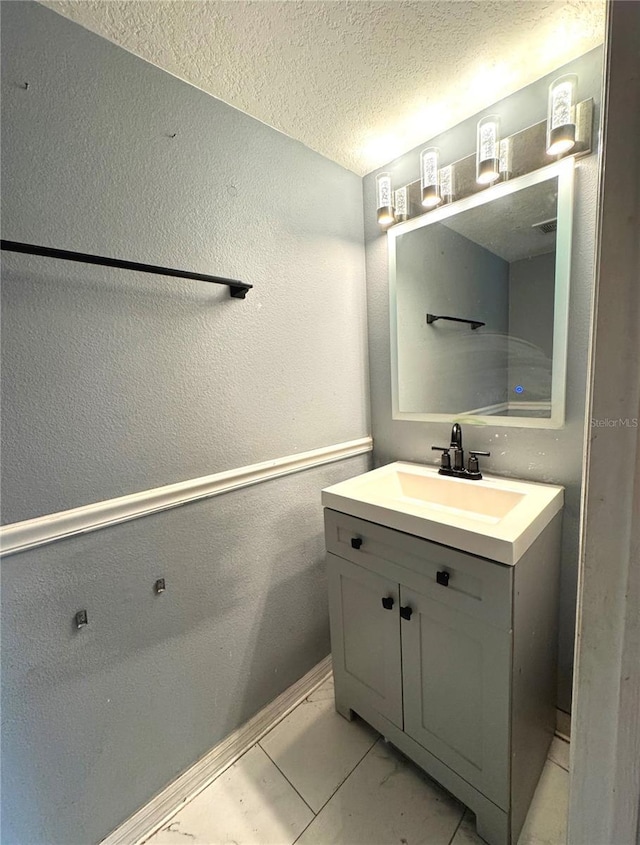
[400,605,413,621]
[381,596,394,610]
[436,570,450,587]
[351,537,363,550]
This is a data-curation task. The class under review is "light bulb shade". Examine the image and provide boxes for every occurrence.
[420,147,442,208]
[499,138,512,176]
[439,166,453,202]
[394,186,408,221]
[376,172,395,227]
[476,115,500,185]
[547,74,577,155]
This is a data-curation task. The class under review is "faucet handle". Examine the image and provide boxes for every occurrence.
[432,446,452,474]
[467,450,490,480]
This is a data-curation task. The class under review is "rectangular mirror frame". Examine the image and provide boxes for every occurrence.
[389,157,575,429]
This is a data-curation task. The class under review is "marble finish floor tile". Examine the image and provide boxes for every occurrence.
[450,760,569,845]
[547,736,570,772]
[518,760,569,845]
[449,809,485,845]
[140,671,571,845]
[145,745,313,845]
[306,674,336,703]
[260,677,378,812]
[295,738,464,845]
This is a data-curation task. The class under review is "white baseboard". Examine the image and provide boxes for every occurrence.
[100,656,333,845]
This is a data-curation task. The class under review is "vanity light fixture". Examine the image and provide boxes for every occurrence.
[499,138,512,179]
[547,74,577,155]
[394,186,408,222]
[420,147,442,208]
[376,172,395,227]
[439,165,453,203]
[476,115,501,185]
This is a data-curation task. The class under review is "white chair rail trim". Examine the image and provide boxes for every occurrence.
[0,437,372,558]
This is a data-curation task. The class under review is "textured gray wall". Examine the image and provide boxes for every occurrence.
[509,253,556,360]
[396,224,508,412]
[0,3,369,844]
[508,252,556,405]
[1,456,368,845]
[364,48,602,713]
[1,1,369,524]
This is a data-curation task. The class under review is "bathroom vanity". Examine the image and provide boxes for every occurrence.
[322,461,563,845]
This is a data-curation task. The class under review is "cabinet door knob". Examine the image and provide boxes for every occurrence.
[400,605,413,621]
[381,596,394,610]
[436,570,450,587]
[351,537,363,550]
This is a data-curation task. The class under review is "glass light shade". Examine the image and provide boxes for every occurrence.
[499,138,512,176]
[420,147,442,208]
[394,186,408,221]
[547,74,577,155]
[376,172,395,227]
[476,115,500,185]
[438,166,453,202]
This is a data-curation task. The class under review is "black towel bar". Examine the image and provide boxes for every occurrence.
[426,313,485,330]
[1,240,252,299]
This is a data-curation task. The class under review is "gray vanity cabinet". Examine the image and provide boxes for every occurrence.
[325,506,562,845]
[327,554,403,727]
[400,586,511,808]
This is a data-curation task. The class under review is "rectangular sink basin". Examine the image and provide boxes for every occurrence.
[362,469,525,523]
[322,462,563,564]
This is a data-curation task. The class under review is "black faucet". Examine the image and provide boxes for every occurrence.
[450,423,464,472]
[432,424,490,480]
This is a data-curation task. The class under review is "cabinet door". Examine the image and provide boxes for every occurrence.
[327,553,403,728]
[400,585,511,809]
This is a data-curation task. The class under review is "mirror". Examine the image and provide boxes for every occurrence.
[389,159,574,428]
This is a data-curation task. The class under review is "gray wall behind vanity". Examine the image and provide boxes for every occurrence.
[363,48,603,714]
[0,3,369,843]
[396,225,509,412]
[508,252,556,405]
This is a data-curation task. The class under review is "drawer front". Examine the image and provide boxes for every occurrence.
[325,509,512,630]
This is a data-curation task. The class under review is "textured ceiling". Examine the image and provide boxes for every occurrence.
[41,0,605,175]
[443,179,558,262]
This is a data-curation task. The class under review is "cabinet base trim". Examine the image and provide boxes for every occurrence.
[343,693,511,845]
